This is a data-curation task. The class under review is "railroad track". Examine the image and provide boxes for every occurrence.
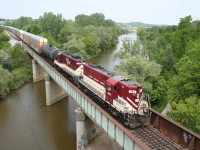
[131,126,185,150]
[6,29,200,150]
[5,30,19,40]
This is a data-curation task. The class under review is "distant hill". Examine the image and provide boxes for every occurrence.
[118,22,159,28]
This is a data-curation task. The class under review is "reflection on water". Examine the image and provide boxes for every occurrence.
[89,33,137,71]
[0,81,76,150]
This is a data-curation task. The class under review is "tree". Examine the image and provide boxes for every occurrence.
[172,15,192,59]
[75,14,97,27]
[168,96,200,134]
[192,20,200,40]
[150,75,168,111]
[39,12,64,39]
[83,36,100,57]
[115,54,161,94]
[12,16,34,30]
[41,33,61,48]
[58,20,78,43]
[115,39,145,60]
[0,65,11,97]
[10,45,31,69]
[137,26,148,42]
[168,39,200,101]
[27,24,41,35]
[91,13,105,25]
[102,19,115,27]
[63,38,87,58]
[0,49,12,71]
[78,25,97,37]
[0,28,10,48]
[97,27,113,50]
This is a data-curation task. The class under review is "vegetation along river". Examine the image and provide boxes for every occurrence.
[0,33,137,150]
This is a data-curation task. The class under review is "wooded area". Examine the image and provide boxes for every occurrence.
[115,15,200,134]
[0,27,32,97]
[1,13,200,134]
[6,12,127,59]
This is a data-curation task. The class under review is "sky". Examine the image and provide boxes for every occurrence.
[1,0,200,25]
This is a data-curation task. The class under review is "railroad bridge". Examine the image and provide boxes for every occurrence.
[7,30,200,150]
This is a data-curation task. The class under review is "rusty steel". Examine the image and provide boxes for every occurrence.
[7,30,200,149]
[150,109,200,150]
[131,126,184,150]
[34,50,200,150]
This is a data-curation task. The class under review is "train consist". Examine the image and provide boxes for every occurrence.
[5,26,150,128]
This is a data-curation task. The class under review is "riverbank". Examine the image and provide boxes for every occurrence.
[0,44,32,97]
[0,30,32,98]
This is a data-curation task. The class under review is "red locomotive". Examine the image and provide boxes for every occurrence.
[80,63,149,127]
[5,26,150,128]
[51,46,149,127]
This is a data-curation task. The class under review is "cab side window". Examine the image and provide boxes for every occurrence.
[114,85,118,92]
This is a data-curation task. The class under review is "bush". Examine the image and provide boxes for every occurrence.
[0,65,11,96]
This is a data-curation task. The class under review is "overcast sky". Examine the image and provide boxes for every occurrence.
[1,0,200,25]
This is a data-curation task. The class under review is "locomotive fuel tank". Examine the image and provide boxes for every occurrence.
[41,44,59,61]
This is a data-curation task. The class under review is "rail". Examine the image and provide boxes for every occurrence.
[6,29,200,150]
[150,109,200,149]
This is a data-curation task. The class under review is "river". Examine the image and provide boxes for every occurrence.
[0,33,137,150]
[89,33,137,71]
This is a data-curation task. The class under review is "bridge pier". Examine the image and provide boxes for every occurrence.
[75,108,100,150]
[32,59,46,82]
[45,74,67,105]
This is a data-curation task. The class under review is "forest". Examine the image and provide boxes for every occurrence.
[0,27,32,97]
[1,12,200,134]
[6,12,127,59]
[115,15,200,134]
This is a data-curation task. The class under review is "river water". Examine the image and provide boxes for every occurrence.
[0,33,137,150]
[89,33,137,71]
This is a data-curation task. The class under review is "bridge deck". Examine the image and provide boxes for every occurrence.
[24,44,200,150]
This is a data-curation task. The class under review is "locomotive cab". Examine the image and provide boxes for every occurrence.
[105,78,119,104]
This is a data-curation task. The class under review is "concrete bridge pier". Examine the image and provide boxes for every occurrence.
[75,108,100,150]
[32,59,46,82]
[45,74,67,105]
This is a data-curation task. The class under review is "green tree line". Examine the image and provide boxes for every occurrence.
[7,12,128,59]
[0,26,32,97]
[115,15,200,134]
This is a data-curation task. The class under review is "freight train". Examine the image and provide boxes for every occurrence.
[4,26,150,128]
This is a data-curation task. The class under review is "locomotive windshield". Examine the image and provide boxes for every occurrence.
[129,89,137,96]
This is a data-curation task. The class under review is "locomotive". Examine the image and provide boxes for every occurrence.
[5,26,150,128]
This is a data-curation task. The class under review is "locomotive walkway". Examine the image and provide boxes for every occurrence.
[7,30,200,150]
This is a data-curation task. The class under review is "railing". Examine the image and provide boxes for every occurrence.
[25,45,149,150]
[25,45,200,150]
